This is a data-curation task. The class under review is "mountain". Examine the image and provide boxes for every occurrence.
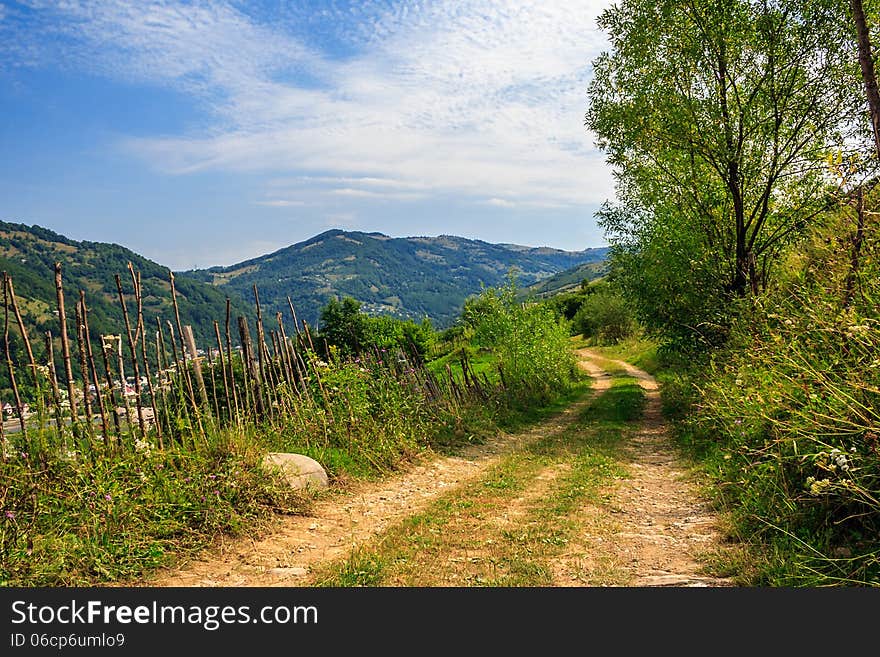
[0,221,255,354]
[520,260,608,299]
[184,229,608,328]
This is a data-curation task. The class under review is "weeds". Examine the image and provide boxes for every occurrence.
[1,268,578,585]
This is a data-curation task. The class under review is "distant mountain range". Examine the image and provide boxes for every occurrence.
[0,223,608,361]
[520,260,608,299]
[183,229,608,328]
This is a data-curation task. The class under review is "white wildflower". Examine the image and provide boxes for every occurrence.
[134,437,152,456]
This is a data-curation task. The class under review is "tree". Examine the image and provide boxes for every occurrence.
[318,297,366,356]
[851,0,880,158]
[586,0,859,343]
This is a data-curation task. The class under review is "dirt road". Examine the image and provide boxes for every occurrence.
[138,349,731,587]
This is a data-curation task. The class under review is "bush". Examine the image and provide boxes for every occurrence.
[465,280,577,399]
[572,288,636,344]
[679,207,880,585]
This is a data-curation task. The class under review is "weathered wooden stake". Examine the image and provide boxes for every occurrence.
[137,312,162,448]
[213,320,231,423]
[80,292,109,442]
[154,319,172,439]
[54,263,78,427]
[252,285,273,422]
[182,325,209,408]
[99,334,122,442]
[224,300,241,423]
[237,316,261,420]
[44,331,66,439]
[115,274,145,438]
[73,298,96,450]
[168,273,205,442]
[3,274,26,438]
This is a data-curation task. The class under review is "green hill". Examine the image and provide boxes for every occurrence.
[0,221,255,352]
[519,260,608,300]
[184,229,608,328]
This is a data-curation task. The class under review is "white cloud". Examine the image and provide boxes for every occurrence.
[254,200,307,207]
[484,198,517,209]
[9,1,615,208]
[330,187,426,201]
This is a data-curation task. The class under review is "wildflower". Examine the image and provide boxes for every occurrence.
[4,510,14,520]
[104,494,112,501]
[734,419,742,425]
[830,448,850,472]
[808,477,833,495]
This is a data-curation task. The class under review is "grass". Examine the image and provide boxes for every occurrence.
[312,373,645,587]
[583,336,661,376]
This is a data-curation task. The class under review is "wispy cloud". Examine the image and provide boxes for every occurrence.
[484,198,517,209]
[5,1,613,207]
[330,187,426,201]
[254,199,307,208]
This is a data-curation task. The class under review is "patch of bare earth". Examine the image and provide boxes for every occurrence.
[384,460,574,586]
[554,350,732,587]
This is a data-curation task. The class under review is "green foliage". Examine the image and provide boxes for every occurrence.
[318,296,435,359]
[674,203,880,585]
[599,209,733,352]
[587,0,858,347]
[571,286,636,345]
[464,279,578,400]
[0,431,298,586]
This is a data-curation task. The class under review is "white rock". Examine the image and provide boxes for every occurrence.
[262,452,329,491]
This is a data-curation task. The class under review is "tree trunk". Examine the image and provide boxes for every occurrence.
[852,0,880,159]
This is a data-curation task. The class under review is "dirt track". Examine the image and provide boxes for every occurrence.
[137,349,730,587]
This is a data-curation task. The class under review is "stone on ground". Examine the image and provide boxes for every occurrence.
[263,452,329,491]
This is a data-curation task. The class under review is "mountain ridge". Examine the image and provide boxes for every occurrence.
[0,220,256,353]
[183,228,608,328]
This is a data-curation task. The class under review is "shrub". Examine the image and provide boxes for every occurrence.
[572,288,636,345]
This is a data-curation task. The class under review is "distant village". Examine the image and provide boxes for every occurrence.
[2,337,237,428]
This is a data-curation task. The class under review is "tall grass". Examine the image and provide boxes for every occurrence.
[674,207,880,585]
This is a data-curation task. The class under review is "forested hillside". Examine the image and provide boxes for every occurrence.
[0,220,255,356]
[185,229,607,328]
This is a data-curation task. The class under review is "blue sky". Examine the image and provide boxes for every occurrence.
[0,1,614,270]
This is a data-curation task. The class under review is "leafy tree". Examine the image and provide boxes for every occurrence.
[572,286,636,345]
[319,297,366,356]
[318,296,435,359]
[467,281,576,396]
[586,0,860,345]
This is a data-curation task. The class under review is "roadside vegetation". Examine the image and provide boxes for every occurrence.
[584,0,880,585]
[0,266,580,586]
